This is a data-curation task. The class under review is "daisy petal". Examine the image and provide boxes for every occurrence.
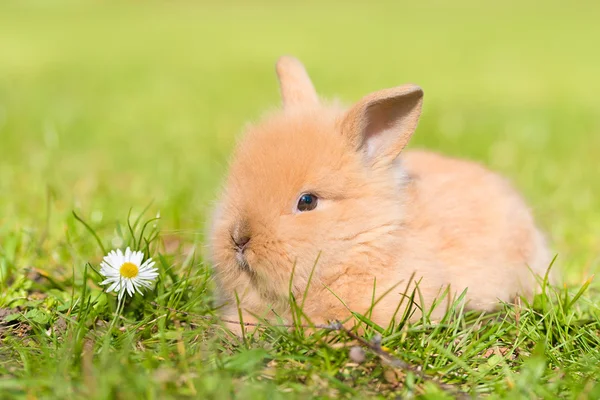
[107,281,121,293]
[127,279,135,297]
[100,277,118,286]
[133,251,144,266]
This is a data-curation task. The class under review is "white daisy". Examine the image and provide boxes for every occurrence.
[99,247,159,301]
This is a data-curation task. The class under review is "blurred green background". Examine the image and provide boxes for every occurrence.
[1,1,598,283]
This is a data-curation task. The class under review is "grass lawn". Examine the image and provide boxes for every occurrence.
[1,1,599,398]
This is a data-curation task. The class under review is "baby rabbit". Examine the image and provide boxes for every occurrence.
[208,56,552,333]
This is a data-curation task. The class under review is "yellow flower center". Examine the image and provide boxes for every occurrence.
[119,262,139,279]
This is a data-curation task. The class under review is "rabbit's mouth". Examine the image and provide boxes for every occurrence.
[234,250,263,291]
[235,249,251,272]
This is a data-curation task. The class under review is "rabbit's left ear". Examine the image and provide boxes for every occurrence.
[340,84,423,168]
[275,56,319,109]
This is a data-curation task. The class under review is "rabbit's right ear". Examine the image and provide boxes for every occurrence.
[340,84,423,169]
[276,56,319,109]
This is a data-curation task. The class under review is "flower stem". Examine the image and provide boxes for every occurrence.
[107,295,125,333]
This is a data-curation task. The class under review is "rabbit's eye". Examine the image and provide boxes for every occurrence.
[297,193,318,212]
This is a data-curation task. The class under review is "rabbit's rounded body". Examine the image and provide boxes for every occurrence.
[400,151,550,312]
[208,57,551,332]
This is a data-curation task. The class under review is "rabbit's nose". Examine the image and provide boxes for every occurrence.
[231,220,251,251]
[233,235,250,251]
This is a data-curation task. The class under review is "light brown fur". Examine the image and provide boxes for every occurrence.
[208,56,552,334]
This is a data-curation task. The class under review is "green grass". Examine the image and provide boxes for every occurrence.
[1,1,600,398]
